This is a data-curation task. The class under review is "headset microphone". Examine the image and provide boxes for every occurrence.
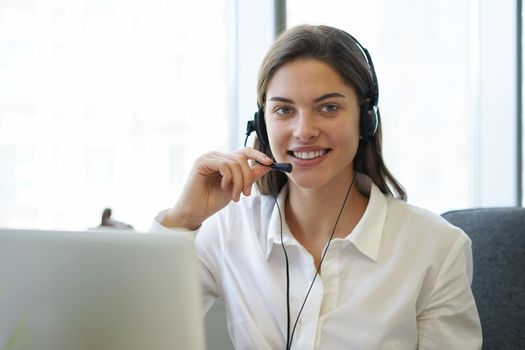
[269,162,292,173]
[245,118,293,173]
[256,161,293,173]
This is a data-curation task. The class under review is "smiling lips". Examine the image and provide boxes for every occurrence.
[291,149,327,159]
[288,149,330,164]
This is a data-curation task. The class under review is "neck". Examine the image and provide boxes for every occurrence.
[285,172,368,247]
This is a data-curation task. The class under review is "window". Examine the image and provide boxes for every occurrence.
[0,0,230,230]
[287,0,519,213]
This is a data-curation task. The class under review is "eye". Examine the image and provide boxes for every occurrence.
[274,106,294,116]
[319,103,339,113]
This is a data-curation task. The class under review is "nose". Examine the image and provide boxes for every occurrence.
[292,111,319,142]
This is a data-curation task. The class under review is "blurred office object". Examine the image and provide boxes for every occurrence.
[98,208,133,230]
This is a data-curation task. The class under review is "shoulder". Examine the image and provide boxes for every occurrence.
[384,197,470,252]
[378,197,474,300]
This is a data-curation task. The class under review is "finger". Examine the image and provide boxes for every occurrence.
[232,149,274,196]
[197,150,269,198]
[236,147,274,165]
[227,161,244,202]
[195,152,229,177]
[218,163,233,191]
[197,152,245,185]
[213,158,246,201]
[252,163,273,181]
[229,153,255,196]
[220,152,255,197]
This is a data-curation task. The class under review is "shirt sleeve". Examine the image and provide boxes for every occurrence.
[417,233,482,349]
[150,209,221,315]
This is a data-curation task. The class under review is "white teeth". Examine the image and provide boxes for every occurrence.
[292,150,327,160]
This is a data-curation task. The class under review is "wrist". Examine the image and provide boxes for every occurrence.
[160,207,202,231]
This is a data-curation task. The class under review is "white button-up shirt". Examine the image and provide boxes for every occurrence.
[152,176,482,349]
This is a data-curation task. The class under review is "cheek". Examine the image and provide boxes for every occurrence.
[337,115,360,138]
[348,114,362,141]
[334,122,360,155]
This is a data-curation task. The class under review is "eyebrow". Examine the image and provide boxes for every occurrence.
[268,92,346,104]
[314,92,346,102]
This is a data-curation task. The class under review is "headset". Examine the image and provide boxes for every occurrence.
[245,32,380,157]
[244,110,293,173]
[243,31,379,349]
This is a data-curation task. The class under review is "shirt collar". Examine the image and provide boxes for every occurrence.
[264,184,294,260]
[264,174,388,262]
[345,175,388,262]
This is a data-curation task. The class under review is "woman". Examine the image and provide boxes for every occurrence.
[153,25,482,349]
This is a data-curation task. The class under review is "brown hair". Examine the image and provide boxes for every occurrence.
[255,24,406,200]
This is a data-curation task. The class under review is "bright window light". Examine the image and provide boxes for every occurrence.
[0,0,229,231]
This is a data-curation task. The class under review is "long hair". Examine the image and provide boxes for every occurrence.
[255,24,406,200]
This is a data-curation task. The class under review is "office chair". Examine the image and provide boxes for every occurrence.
[442,207,525,350]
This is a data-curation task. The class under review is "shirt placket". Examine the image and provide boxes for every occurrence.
[294,265,324,350]
[315,242,343,348]
[291,241,344,349]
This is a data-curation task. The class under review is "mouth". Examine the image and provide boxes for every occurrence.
[288,149,330,161]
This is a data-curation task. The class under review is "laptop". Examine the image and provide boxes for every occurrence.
[0,228,205,350]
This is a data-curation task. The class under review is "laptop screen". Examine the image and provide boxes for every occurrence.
[0,228,205,350]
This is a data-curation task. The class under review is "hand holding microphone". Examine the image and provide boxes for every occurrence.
[161,111,292,230]
[161,148,279,230]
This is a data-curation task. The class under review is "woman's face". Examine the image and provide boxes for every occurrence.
[264,58,361,190]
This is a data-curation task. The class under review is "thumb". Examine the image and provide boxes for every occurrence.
[252,163,273,181]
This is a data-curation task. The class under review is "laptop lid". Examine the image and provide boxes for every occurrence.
[0,228,205,350]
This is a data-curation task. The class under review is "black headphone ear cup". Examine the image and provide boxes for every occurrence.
[360,101,378,140]
[360,101,371,139]
[254,109,269,146]
[368,106,378,138]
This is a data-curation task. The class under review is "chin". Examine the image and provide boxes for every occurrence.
[289,174,330,190]
[289,163,354,190]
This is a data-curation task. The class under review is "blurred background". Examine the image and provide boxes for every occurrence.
[0,0,522,231]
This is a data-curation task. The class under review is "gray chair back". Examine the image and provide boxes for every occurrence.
[442,207,525,350]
